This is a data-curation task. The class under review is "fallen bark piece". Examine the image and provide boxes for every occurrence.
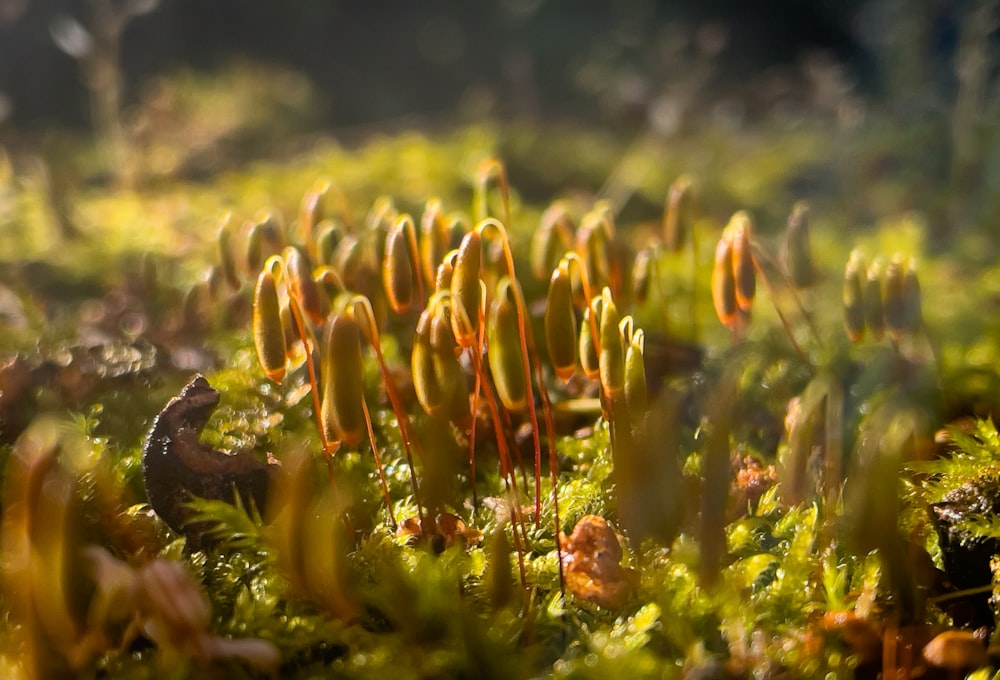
[142,375,279,544]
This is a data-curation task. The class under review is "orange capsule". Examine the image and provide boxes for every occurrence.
[383,219,415,314]
[730,212,755,312]
[252,263,287,384]
[545,265,578,383]
[711,234,738,330]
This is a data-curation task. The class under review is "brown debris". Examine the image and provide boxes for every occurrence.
[396,512,483,553]
[559,514,638,609]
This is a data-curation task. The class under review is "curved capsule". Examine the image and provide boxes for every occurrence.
[783,202,814,288]
[412,309,445,417]
[631,246,654,306]
[487,277,528,412]
[435,250,457,293]
[420,198,451,286]
[575,216,611,293]
[598,288,625,399]
[531,202,575,280]
[730,213,755,312]
[314,220,344,267]
[252,263,287,383]
[246,214,285,272]
[663,176,694,252]
[366,196,397,264]
[298,180,330,247]
[383,221,415,314]
[451,231,483,347]
[864,259,885,341]
[711,234,738,330]
[321,314,365,446]
[579,297,601,380]
[217,214,241,291]
[430,304,471,425]
[545,265,578,382]
[843,250,866,342]
[284,246,324,325]
[624,328,647,420]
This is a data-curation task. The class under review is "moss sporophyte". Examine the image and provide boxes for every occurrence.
[2,148,996,679]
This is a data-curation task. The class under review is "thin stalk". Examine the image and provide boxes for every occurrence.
[361,397,396,530]
[749,249,809,364]
[281,264,337,457]
[348,295,425,528]
[478,218,544,526]
[751,243,824,351]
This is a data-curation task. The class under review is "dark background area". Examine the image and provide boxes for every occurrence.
[0,0,903,131]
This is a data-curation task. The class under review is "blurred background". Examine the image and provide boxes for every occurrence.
[0,0,997,235]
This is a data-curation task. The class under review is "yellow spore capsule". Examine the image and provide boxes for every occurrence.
[884,255,907,340]
[864,259,885,341]
[579,296,601,381]
[598,288,625,399]
[545,264,578,383]
[624,328,647,420]
[298,180,330,249]
[531,202,575,280]
[412,308,444,417]
[284,246,324,326]
[383,221,414,314]
[252,263,287,384]
[730,213,755,312]
[314,220,344,267]
[420,198,451,286]
[450,231,483,347]
[430,303,471,426]
[487,277,528,412]
[321,313,365,447]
